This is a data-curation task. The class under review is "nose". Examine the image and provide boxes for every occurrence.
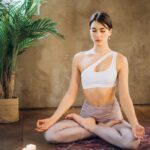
[95,31,101,38]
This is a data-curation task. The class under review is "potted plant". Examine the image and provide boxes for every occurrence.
[0,0,63,123]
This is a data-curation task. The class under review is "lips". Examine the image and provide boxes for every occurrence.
[95,39,102,42]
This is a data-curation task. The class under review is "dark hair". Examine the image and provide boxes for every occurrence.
[89,12,113,30]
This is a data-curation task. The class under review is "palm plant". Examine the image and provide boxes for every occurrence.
[0,0,63,99]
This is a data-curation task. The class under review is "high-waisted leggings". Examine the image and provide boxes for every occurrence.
[44,99,140,149]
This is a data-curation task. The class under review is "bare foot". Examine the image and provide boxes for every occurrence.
[65,113,96,131]
[98,119,123,127]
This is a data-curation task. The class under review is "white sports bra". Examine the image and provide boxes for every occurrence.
[81,50,118,89]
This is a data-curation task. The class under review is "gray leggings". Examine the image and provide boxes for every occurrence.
[44,99,140,149]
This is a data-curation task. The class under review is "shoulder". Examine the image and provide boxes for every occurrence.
[73,51,84,59]
[71,51,87,69]
[116,52,128,62]
[115,51,128,71]
[72,50,90,62]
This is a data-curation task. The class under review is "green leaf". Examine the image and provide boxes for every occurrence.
[0,0,64,98]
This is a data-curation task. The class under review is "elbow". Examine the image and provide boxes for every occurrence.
[120,96,133,108]
[66,86,79,100]
[65,91,77,104]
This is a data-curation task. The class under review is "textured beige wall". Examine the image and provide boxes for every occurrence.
[15,0,150,108]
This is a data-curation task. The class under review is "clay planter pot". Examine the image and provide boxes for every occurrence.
[0,97,19,123]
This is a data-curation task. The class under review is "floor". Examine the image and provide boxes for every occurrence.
[0,105,149,150]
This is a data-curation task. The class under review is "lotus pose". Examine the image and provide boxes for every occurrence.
[36,12,145,149]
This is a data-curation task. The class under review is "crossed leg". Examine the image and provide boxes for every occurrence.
[93,120,140,149]
[67,114,140,149]
[44,119,95,143]
[44,116,140,149]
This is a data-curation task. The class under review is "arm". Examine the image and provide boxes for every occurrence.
[117,54,138,126]
[36,53,81,130]
[117,54,145,139]
[51,53,81,122]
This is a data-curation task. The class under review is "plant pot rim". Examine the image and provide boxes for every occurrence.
[0,96,18,100]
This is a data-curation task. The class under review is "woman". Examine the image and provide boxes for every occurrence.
[35,12,145,149]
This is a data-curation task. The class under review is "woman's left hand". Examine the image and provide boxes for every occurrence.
[132,123,145,140]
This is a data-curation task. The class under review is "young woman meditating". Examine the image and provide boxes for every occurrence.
[36,12,145,149]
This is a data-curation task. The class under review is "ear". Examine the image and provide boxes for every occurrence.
[109,29,112,36]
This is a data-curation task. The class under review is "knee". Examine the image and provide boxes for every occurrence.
[121,139,140,149]
[44,130,57,143]
[120,129,140,149]
[128,139,140,149]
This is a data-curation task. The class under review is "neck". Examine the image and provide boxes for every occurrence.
[92,43,111,54]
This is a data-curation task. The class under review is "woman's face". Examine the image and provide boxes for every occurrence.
[90,21,112,45]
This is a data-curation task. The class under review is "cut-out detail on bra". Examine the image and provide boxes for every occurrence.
[81,50,118,89]
[81,51,113,76]
[93,55,113,73]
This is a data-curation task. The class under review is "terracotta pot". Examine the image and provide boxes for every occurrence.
[0,97,19,123]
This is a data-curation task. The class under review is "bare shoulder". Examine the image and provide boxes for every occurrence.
[71,51,85,70]
[72,50,90,72]
[116,52,128,70]
[73,51,84,59]
[73,50,89,62]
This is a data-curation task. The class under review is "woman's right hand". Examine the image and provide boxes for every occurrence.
[35,117,56,132]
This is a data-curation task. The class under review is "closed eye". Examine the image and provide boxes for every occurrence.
[92,30,96,32]
[92,30,106,33]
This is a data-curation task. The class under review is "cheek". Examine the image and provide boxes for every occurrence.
[103,33,109,39]
[90,32,94,39]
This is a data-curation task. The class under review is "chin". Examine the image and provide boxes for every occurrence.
[95,42,103,46]
[95,40,107,45]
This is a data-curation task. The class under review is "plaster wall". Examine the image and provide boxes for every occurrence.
[15,0,150,108]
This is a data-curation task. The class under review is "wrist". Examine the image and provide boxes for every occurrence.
[50,115,59,123]
[130,121,139,127]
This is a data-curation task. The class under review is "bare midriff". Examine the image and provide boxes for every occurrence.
[82,87,116,107]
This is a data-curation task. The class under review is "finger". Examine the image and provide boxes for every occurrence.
[135,133,144,140]
[132,130,138,139]
[137,136,144,140]
[65,115,71,119]
[36,122,46,130]
[141,128,145,135]
[65,117,69,119]
[35,128,42,132]
[64,116,68,119]
[134,133,138,139]
[35,128,45,132]
[137,132,145,138]
[35,125,48,132]
[41,123,51,130]
[65,116,71,119]
[65,117,72,120]
[36,121,40,128]
[36,120,43,127]
[136,129,145,135]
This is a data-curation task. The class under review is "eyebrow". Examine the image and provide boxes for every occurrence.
[91,27,106,30]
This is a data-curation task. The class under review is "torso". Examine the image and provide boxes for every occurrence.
[78,49,120,107]
[82,87,116,106]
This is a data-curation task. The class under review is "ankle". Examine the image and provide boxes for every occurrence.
[86,124,97,132]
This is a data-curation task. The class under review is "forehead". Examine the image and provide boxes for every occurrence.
[91,21,107,29]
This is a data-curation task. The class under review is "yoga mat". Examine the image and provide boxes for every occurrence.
[56,126,150,150]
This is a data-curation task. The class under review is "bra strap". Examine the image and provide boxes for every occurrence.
[91,51,114,68]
